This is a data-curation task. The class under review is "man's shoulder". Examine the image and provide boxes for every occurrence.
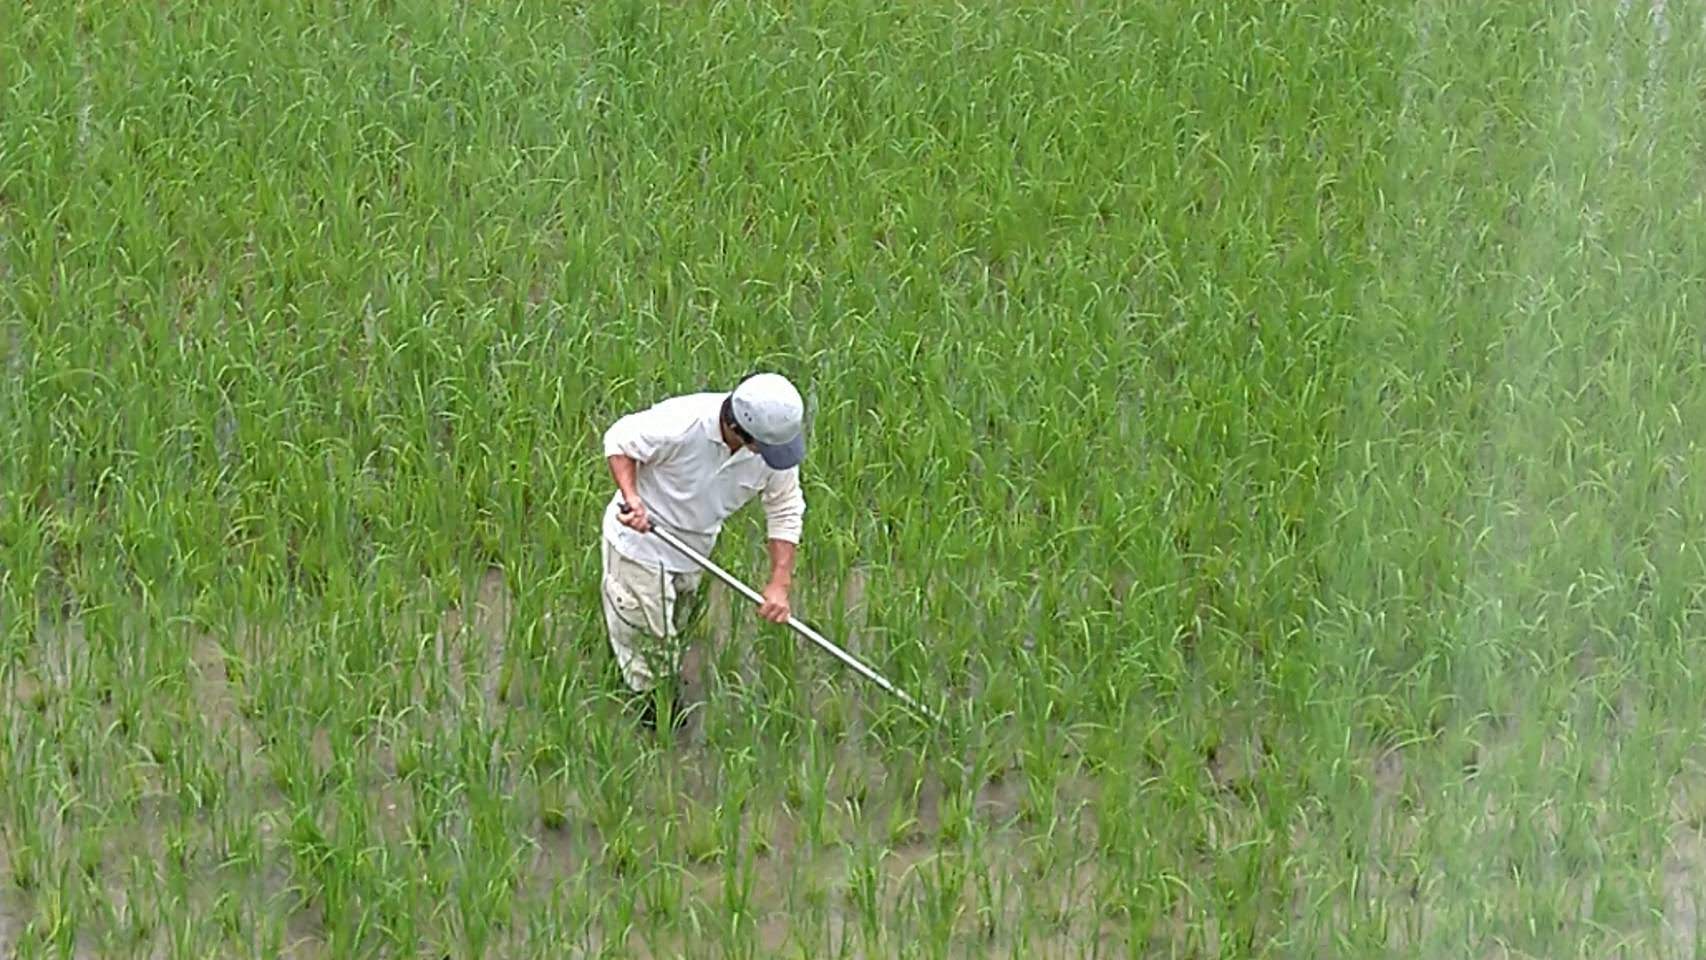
[654,391,724,411]
[625,392,720,443]
[629,391,716,418]
[647,392,721,426]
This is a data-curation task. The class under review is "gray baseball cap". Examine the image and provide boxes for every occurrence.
[729,373,807,469]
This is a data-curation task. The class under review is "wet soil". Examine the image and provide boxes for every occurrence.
[4,565,1703,957]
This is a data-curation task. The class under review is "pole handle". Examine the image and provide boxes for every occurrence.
[617,498,938,724]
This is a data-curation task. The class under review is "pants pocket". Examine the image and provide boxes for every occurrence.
[604,571,652,633]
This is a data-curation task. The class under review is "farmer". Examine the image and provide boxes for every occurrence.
[599,372,807,728]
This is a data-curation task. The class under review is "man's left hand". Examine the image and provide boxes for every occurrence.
[758,581,791,623]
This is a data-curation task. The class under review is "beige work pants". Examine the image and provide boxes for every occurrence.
[601,536,706,693]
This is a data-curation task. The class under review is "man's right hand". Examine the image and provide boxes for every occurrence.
[618,497,651,532]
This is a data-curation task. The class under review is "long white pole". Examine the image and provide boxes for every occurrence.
[635,517,940,725]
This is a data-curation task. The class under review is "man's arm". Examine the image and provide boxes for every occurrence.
[602,402,682,533]
[758,539,796,623]
[756,468,806,623]
[607,454,649,530]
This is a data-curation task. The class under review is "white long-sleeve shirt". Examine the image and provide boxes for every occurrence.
[601,391,806,572]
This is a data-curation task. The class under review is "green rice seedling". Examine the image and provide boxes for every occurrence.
[680,795,722,867]
[796,856,837,927]
[1017,745,1064,833]
[590,772,642,879]
[6,821,42,896]
[744,803,780,862]
[640,861,688,932]
[914,851,970,958]
[454,779,529,956]
[4,0,1706,953]
[786,729,839,852]
[884,773,926,851]
[69,811,104,887]
[23,857,80,959]
[970,848,1009,945]
[935,784,975,849]
[845,839,889,955]
[535,765,573,835]
[719,846,759,951]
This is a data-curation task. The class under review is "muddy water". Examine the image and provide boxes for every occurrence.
[470,566,1123,956]
[1664,772,1706,954]
[6,566,1704,956]
[0,848,16,954]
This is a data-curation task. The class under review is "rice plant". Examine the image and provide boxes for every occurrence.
[3,0,1705,955]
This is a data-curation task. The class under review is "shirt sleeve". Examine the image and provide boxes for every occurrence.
[602,402,686,464]
[761,467,806,543]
